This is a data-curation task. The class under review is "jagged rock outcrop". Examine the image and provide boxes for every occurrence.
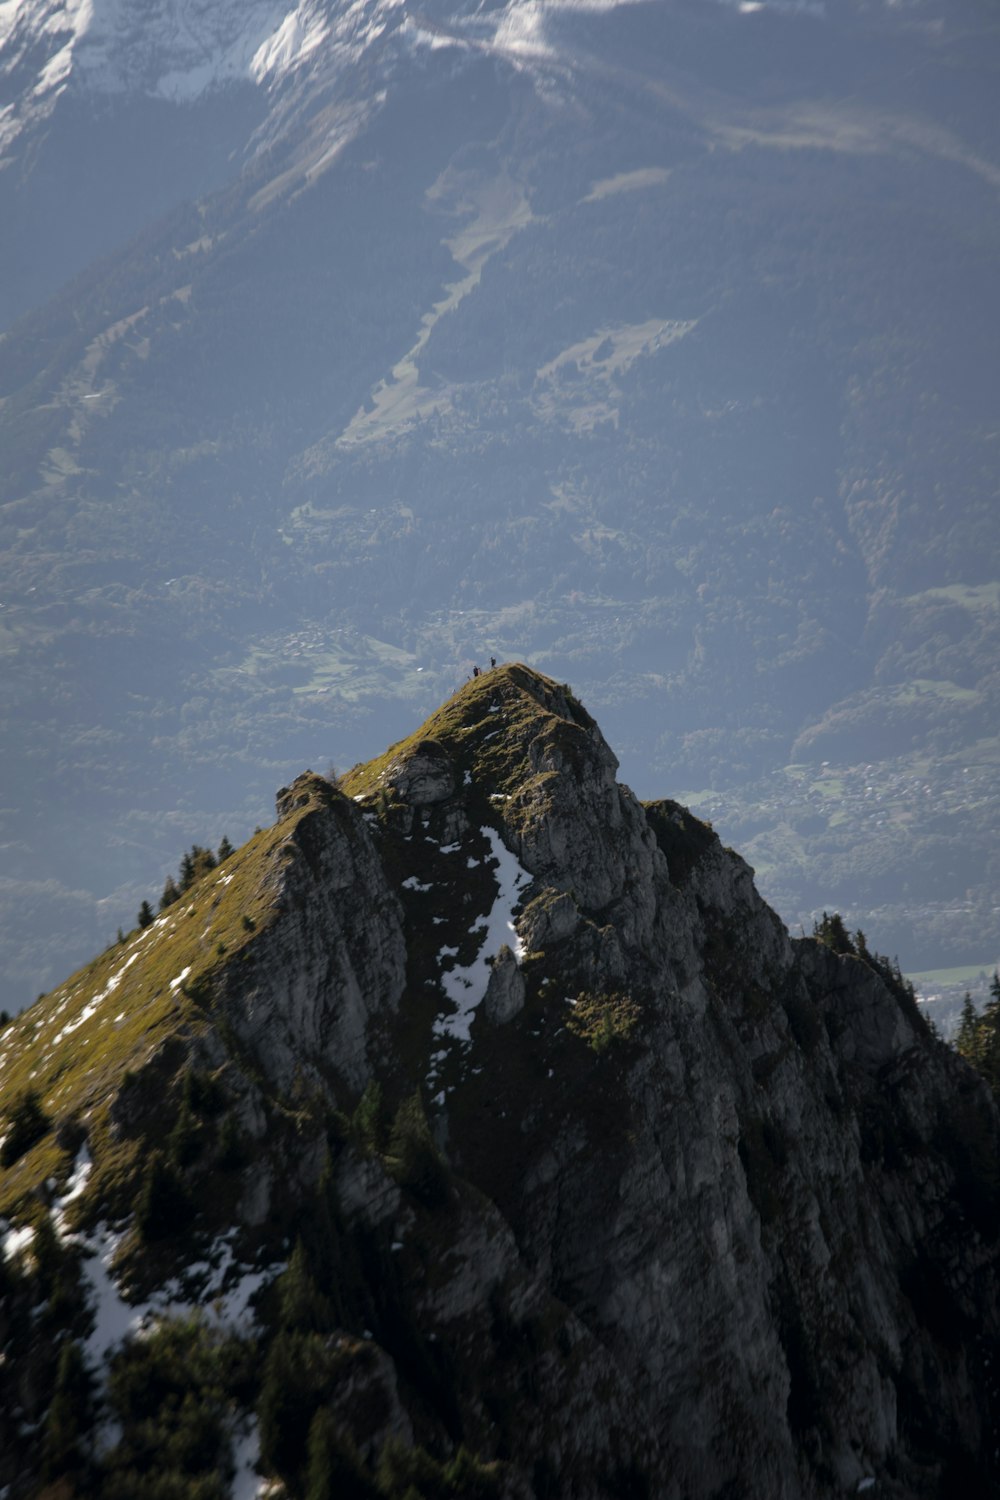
[0,664,997,1500]
[216,772,407,1097]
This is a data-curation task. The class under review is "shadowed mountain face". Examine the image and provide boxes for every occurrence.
[1,0,999,1010]
[1,666,997,1498]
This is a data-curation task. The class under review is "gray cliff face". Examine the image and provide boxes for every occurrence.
[333,666,998,1498]
[2,665,996,1500]
[216,773,407,1097]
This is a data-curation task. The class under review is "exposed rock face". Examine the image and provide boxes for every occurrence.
[341,666,999,1499]
[385,738,457,807]
[1,665,997,1500]
[482,945,525,1025]
[216,772,407,1096]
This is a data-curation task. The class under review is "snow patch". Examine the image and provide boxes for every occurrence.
[53,1143,92,1229]
[34,37,74,95]
[231,1420,264,1500]
[251,2,330,83]
[1,1220,36,1262]
[70,1217,280,1379]
[433,828,530,1042]
[252,0,405,89]
[40,1149,280,1384]
[50,951,138,1045]
[402,14,469,54]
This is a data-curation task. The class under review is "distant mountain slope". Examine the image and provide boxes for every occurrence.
[0,0,998,1010]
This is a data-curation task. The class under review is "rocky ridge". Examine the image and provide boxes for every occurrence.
[0,664,997,1498]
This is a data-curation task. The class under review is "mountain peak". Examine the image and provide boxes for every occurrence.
[341,661,606,803]
[1,678,998,1499]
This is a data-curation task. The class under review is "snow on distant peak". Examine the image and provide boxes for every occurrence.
[74,0,287,99]
[0,0,427,163]
[489,0,657,68]
[1,0,288,99]
[0,0,661,166]
[0,0,287,157]
[251,1,331,82]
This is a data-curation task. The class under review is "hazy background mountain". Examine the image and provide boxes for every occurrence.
[1,0,998,1013]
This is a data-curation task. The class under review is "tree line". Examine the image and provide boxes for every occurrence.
[136,837,234,931]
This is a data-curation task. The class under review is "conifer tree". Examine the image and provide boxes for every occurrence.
[352,1080,388,1154]
[258,1330,321,1480]
[135,1149,192,1240]
[813,911,852,955]
[305,1408,376,1500]
[137,899,155,929]
[41,1340,93,1482]
[168,1096,202,1169]
[956,993,980,1063]
[387,1091,449,1207]
[160,875,181,911]
[278,1239,332,1334]
[953,973,1000,1103]
[179,844,217,891]
[217,835,234,863]
[978,972,1000,1095]
[0,1087,50,1166]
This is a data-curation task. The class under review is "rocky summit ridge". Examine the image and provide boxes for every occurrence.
[1,664,998,1499]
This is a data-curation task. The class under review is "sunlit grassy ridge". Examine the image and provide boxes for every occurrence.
[0,787,331,1220]
[340,661,594,816]
[0,672,588,1224]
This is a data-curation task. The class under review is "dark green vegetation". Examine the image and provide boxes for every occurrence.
[0,1087,50,1167]
[564,993,641,1055]
[812,911,928,1035]
[4,1216,505,1500]
[956,973,1000,1104]
[0,0,998,1020]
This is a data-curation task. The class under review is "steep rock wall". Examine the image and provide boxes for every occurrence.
[214,773,406,1098]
